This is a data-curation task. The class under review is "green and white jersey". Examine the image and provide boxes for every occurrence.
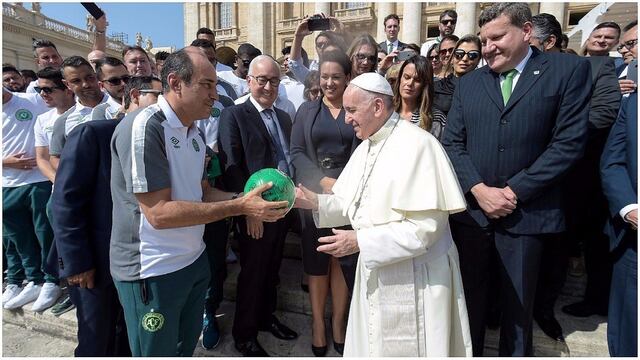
[2,92,49,187]
[110,95,208,281]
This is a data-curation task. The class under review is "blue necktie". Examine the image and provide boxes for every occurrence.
[263,109,290,176]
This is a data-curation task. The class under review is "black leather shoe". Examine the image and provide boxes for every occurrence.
[333,341,344,355]
[312,345,327,357]
[259,317,298,340]
[534,312,565,342]
[561,301,607,317]
[235,339,269,357]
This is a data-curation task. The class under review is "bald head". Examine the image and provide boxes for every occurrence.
[248,55,280,77]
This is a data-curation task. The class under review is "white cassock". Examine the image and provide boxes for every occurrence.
[314,113,473,357]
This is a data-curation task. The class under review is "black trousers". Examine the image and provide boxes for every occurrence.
[232,214,292,342]
[203,219,230,314]
[69,281,131,356]
[534,234,568,317]
[451,219,545,356]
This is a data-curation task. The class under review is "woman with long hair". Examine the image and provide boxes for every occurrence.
[427,43,444,79]
[347,34,378,78]
[434,34,482,116]
[392,55,447,140]
[290,50,359,357]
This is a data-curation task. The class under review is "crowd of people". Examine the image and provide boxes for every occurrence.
[2,2,637,358]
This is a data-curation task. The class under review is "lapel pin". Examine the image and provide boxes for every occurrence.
[533,70,540,75]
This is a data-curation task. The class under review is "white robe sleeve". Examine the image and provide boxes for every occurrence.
[356,210,449,270]
[313,194,351,228]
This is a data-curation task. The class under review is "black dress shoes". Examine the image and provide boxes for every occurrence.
[311,344,327,357]
[534,312,565,342]
[235,338,269,357]
[259,317,299,340]
[333,341,344,355]
[561,301,607,317]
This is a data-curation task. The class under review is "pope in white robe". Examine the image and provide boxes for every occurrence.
[295,73,473,357]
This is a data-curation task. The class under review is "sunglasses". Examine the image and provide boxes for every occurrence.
[439,47,455,56]
[316,42,329,50]
[34,86,65,94]
[354,53,377,63]
[139,89,162,96]
[428,55,440,62]
[453,49,481,60]
[440,19,457,26]
[617,39,638,52]
[103,75,131,86]
[249,75,281,87]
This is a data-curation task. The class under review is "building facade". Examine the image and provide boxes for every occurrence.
[183,2,637,59]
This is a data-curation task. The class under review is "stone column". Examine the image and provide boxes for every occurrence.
[247,3,266,51]
[377,2,394,43]
[539,2,566,28]
[455,2,477,37]
[315,2,331,16]
[183,3,199,47]
[401,3,422,45]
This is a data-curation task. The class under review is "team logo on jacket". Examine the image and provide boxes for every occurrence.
[192,138,200,152]
[211,107,221,118]
[142,310,165,332]
[15,109,33,121]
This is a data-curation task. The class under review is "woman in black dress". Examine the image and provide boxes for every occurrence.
[290,50,359,357]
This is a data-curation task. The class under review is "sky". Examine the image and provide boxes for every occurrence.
[28,2,185,49]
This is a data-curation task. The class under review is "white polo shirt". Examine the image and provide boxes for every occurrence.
[2,92,50,187]
[33,108,60,147]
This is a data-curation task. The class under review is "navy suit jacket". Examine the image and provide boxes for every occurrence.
[601,92,638,251]
[217,98,292,193]
[442,47,592,234]
[50,120,119,286]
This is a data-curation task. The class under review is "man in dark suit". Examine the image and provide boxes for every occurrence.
[377,14,405,54]
[442,3,592,356]
[218,55,298,356]
[529,12,621,339]
[50,119,130,357]
[601,92,637,357]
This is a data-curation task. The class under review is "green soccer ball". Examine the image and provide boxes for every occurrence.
[243,168,296,212]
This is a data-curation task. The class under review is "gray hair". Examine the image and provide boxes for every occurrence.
[350,84,393,109]
[248,55,279,76]
[478,3,532,28]
[532,13,563,49]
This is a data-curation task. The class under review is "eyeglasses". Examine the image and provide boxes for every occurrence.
[316,42,329,50]
[453,49,481,61]
[139,89,162,96]
[103,75,131,86]
[617,39,638,52]
[249,75,281,87]
[439,47,455,56]
[440,19,457,26]
[34,86,64,94]
[354,53,377,63]
[427,55,440,62]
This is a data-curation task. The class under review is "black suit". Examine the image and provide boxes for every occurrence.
[442,48,592,356]
[536,56,621,318]
[217,98,293,342]
[50,120,130,356]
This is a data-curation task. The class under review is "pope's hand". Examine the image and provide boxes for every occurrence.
[294,184,319,210]
[317,229,359,257]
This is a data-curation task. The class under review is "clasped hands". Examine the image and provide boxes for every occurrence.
[471,183,518,219]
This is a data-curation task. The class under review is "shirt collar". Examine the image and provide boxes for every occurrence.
[249,95,274,113]
[157,94,194,130]
[369,112,400,144]
[512,47,533,75]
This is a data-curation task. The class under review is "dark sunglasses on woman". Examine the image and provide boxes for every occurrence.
[453,49,481,61]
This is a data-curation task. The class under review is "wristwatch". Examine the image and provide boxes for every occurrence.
[231,192,241,200]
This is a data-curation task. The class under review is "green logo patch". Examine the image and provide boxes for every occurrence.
[170,136,180,148]
[192,138,200,152]
[210,107,221,118]
[142,310,165,332]
[15,109,33,121]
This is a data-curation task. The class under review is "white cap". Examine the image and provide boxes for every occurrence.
[349,72,394,97]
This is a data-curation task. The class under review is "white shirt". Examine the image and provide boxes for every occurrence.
[65,93,109,135]
[217,70,249,97]
[2,92,50,187]
[420,37,442,57]
[196,99,226,150]
[34,108,60,147]
[106,95,122,118]
[235,92,297,123]
[278,76,306,111]
[216,62,233,72]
